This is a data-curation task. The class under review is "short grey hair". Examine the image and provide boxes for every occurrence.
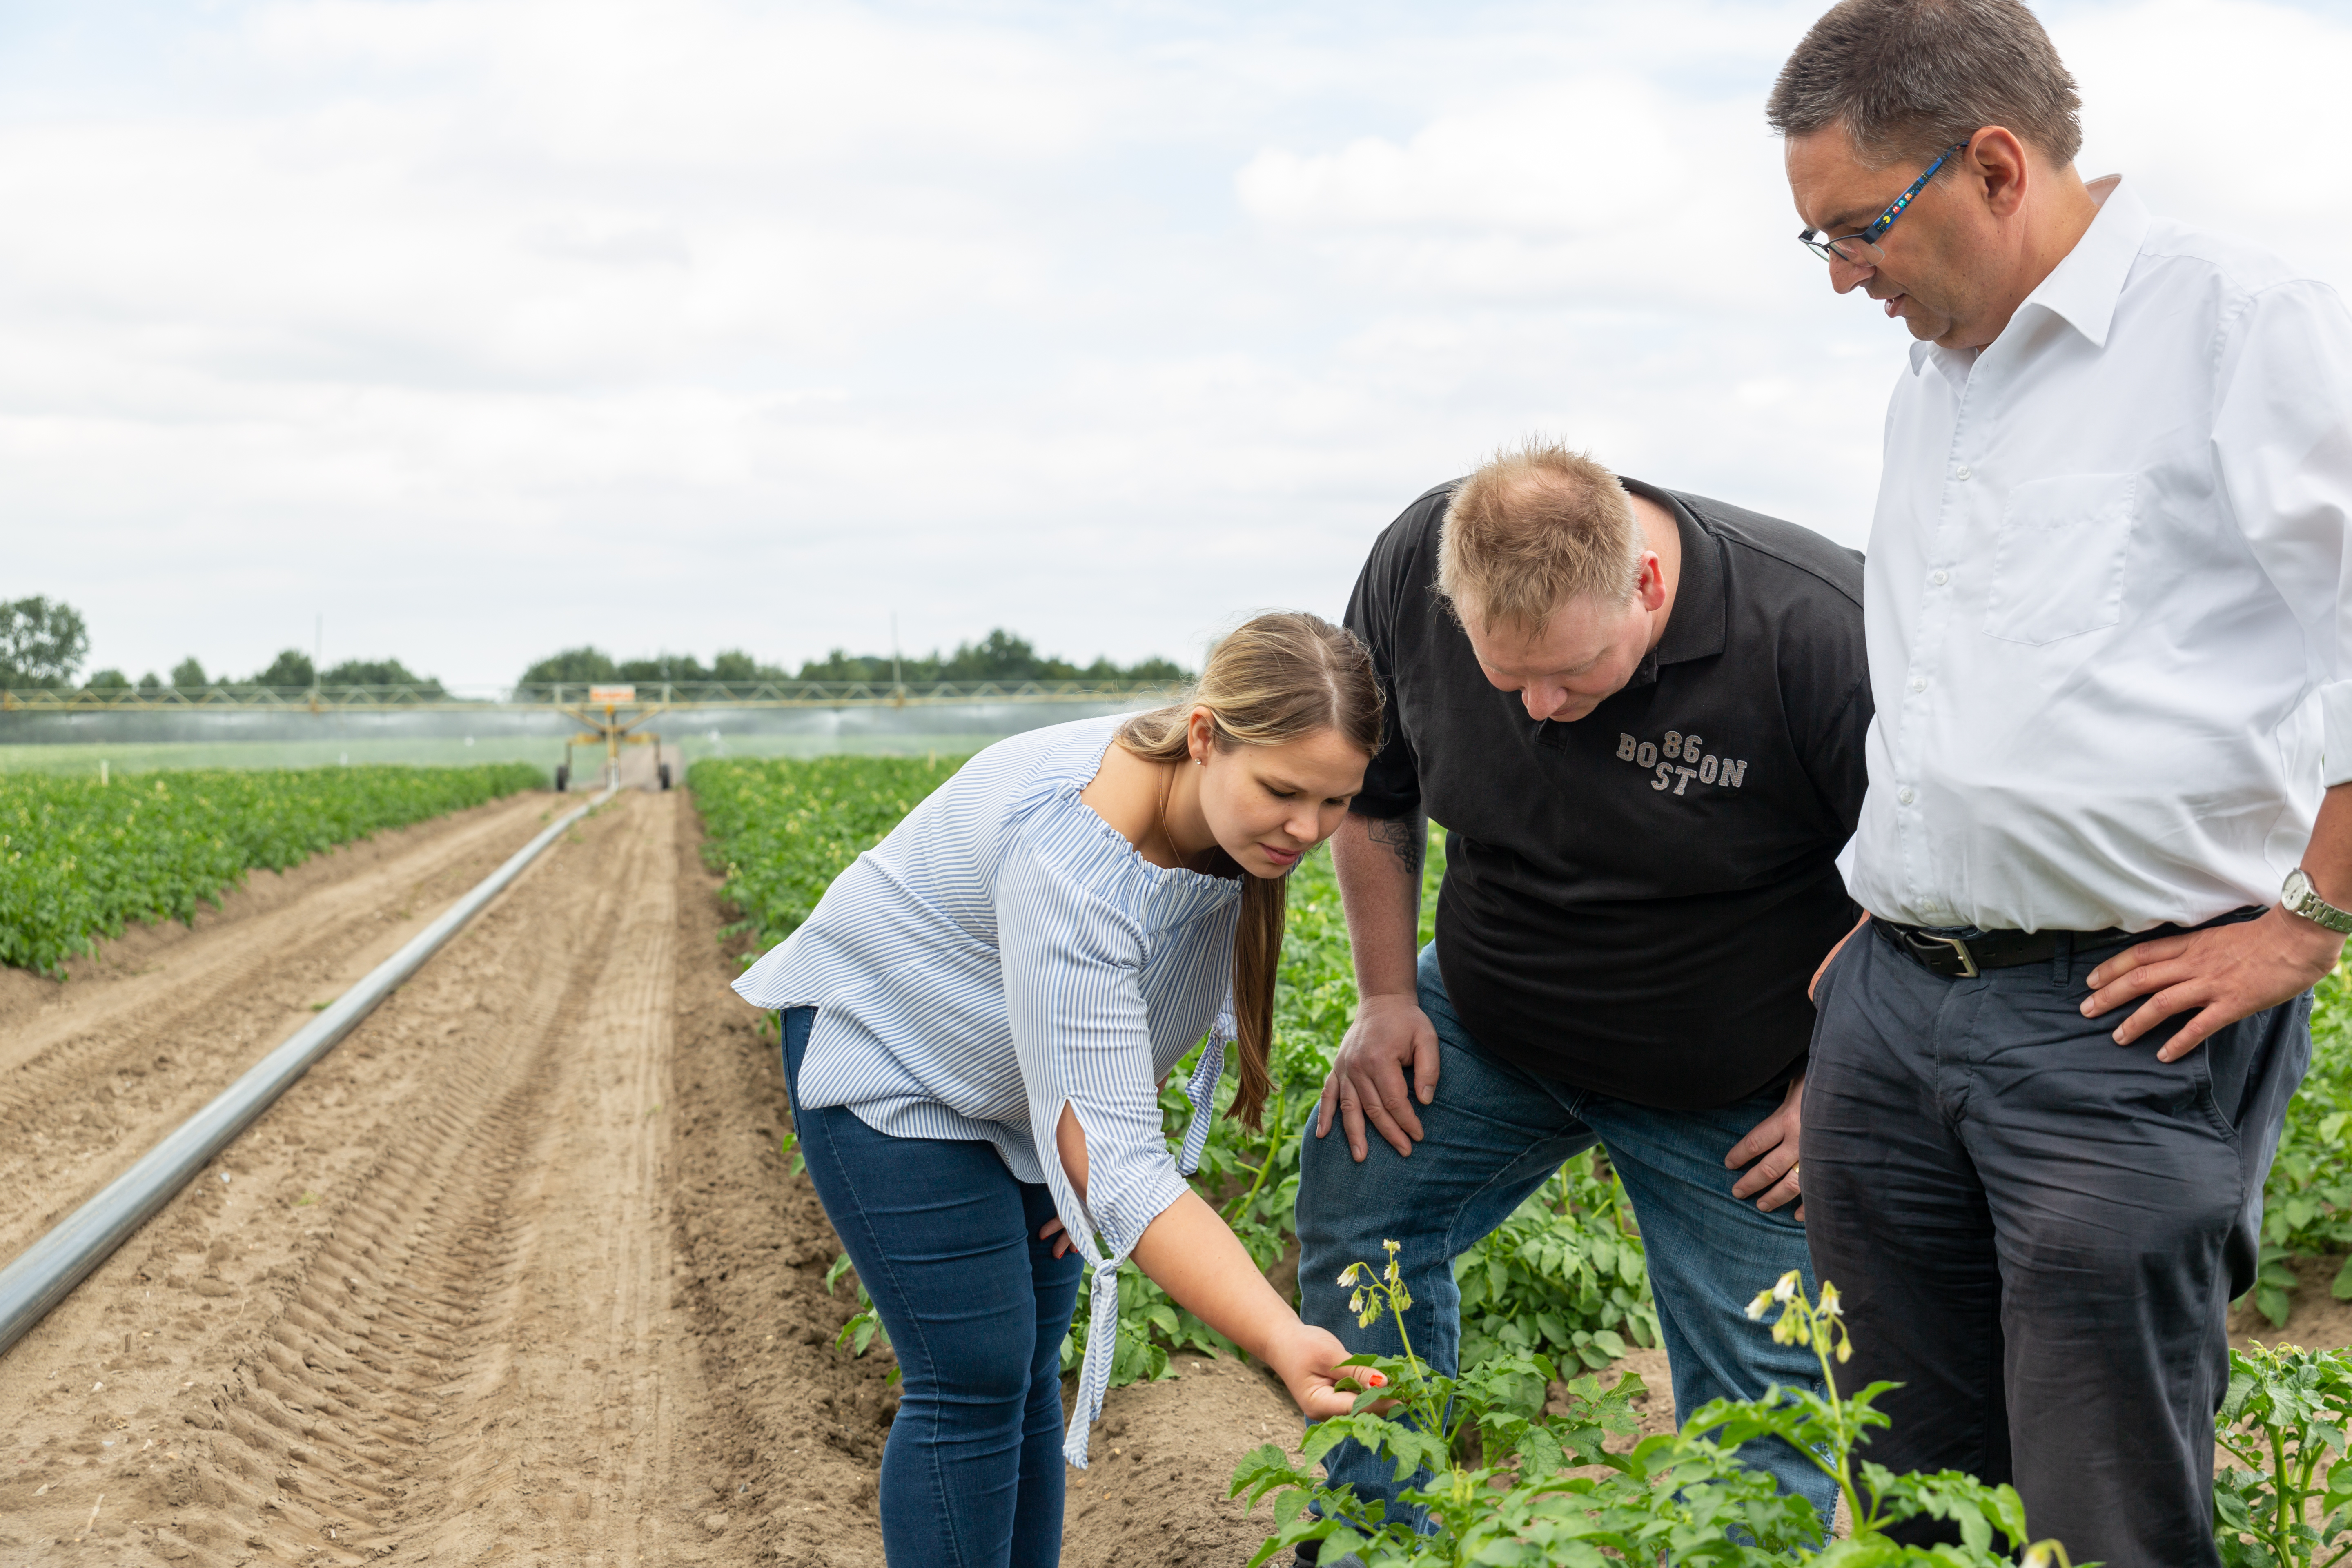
[1766,0,2082,171]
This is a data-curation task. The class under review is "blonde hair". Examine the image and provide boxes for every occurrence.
[1437,438,1645,638]
[1116,611,1383,1129]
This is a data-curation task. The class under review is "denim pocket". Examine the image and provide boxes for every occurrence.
[1983,472,2138,645]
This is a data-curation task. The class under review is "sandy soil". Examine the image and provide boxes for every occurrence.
[0,791,1305,1567]
[0,788,2342,1567]
[0,793,565,1262]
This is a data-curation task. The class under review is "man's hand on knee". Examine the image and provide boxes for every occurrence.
[1316,993,1440,1161]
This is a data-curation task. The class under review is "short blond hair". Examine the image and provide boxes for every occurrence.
[1437,439,1644,637]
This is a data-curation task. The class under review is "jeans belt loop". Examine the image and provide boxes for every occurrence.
[2051,932,2071,989]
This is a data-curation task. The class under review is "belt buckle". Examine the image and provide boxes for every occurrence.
[1919,933,1980,978]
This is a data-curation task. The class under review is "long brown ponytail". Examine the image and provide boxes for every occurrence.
[1114,611,1383,1130]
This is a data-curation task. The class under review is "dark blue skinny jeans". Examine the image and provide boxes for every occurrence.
[782,1007,1084,1567]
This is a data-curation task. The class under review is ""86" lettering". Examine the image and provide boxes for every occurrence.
[1615,731,1748,795]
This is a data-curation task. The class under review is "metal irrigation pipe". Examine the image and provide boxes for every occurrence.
[0,784,620,1359]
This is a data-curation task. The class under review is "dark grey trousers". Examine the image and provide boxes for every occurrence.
[1804,919,2311,1568]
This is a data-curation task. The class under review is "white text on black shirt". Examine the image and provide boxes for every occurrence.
[1616,731,1746,795]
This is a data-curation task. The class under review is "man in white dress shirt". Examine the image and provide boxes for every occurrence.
[1768,1,2352,1562]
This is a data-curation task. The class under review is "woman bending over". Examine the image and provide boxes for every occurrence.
[736,611,1380,1566]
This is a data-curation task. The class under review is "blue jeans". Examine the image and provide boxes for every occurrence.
[1295,945,1837,1539]
[782,1008,1084,1568]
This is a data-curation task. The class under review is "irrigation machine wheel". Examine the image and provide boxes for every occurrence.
[554,763,570,793]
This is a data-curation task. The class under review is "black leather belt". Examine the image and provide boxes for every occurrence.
[1875,908,2260,980]
[1876,919,2129,980]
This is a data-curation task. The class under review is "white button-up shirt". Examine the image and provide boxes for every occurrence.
[1850,176,2352,934]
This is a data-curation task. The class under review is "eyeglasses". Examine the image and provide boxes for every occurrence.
[1797,141,1969,266]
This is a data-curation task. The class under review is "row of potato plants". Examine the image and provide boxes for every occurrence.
[0,762,546,973]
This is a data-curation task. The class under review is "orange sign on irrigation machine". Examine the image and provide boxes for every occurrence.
[556,686,668,794]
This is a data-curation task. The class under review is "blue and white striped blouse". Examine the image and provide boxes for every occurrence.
[733,715,1241,1465]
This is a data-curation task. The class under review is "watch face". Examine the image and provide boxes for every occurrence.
[2285,869,2352,935]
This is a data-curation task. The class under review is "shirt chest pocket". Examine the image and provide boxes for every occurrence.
[1982,472,2138,646]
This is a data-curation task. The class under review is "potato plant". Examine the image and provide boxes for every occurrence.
[2214,1340,2352,1567]
[0,762,545,973]
[1234,1250,2072,1567]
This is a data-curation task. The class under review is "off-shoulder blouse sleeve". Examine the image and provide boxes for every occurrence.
[995,826,1191,1265]
[996,818,1202,1467]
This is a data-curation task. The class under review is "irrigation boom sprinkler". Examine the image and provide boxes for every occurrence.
[555,684,668,793]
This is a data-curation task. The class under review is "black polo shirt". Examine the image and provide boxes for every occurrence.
[1344,477,1871,1110]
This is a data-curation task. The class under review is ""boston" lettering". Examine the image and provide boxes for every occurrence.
[1614,730,1748,796]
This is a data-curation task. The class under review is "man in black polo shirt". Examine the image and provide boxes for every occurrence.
[1295,439,1868,1539]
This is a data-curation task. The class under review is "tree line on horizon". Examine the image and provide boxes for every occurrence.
[513,628,1191,694]
[0,594,452,695]
[0,597,1190,697]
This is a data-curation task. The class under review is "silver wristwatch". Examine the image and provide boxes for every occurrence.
[2283,868,2352,936]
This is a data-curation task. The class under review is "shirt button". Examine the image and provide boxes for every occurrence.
[1910,677,1927,693]
[1954,465,1972,481]
[1898,787,1917,806]
[1931,569,1950,586]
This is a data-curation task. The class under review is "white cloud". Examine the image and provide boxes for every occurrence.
[0,0,2345,687]
[1239,80,1700,236]
[2063,0,2352,282]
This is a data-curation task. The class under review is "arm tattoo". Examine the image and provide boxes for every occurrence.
[1366,815,1426,878]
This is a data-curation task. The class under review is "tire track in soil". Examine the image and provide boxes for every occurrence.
[0,793,749,1565]
[0,792,564,1262]
[0,785,1311,1567]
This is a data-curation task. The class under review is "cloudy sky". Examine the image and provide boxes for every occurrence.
[6,0,2350,688]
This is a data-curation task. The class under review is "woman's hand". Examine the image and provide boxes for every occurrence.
[1039,1213,1373,1420]
[1128,1190,1381,1419]
[1264,1321,1373,1422]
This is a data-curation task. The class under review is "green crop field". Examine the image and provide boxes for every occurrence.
[691,755,963,954]
[0,762,545,974]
